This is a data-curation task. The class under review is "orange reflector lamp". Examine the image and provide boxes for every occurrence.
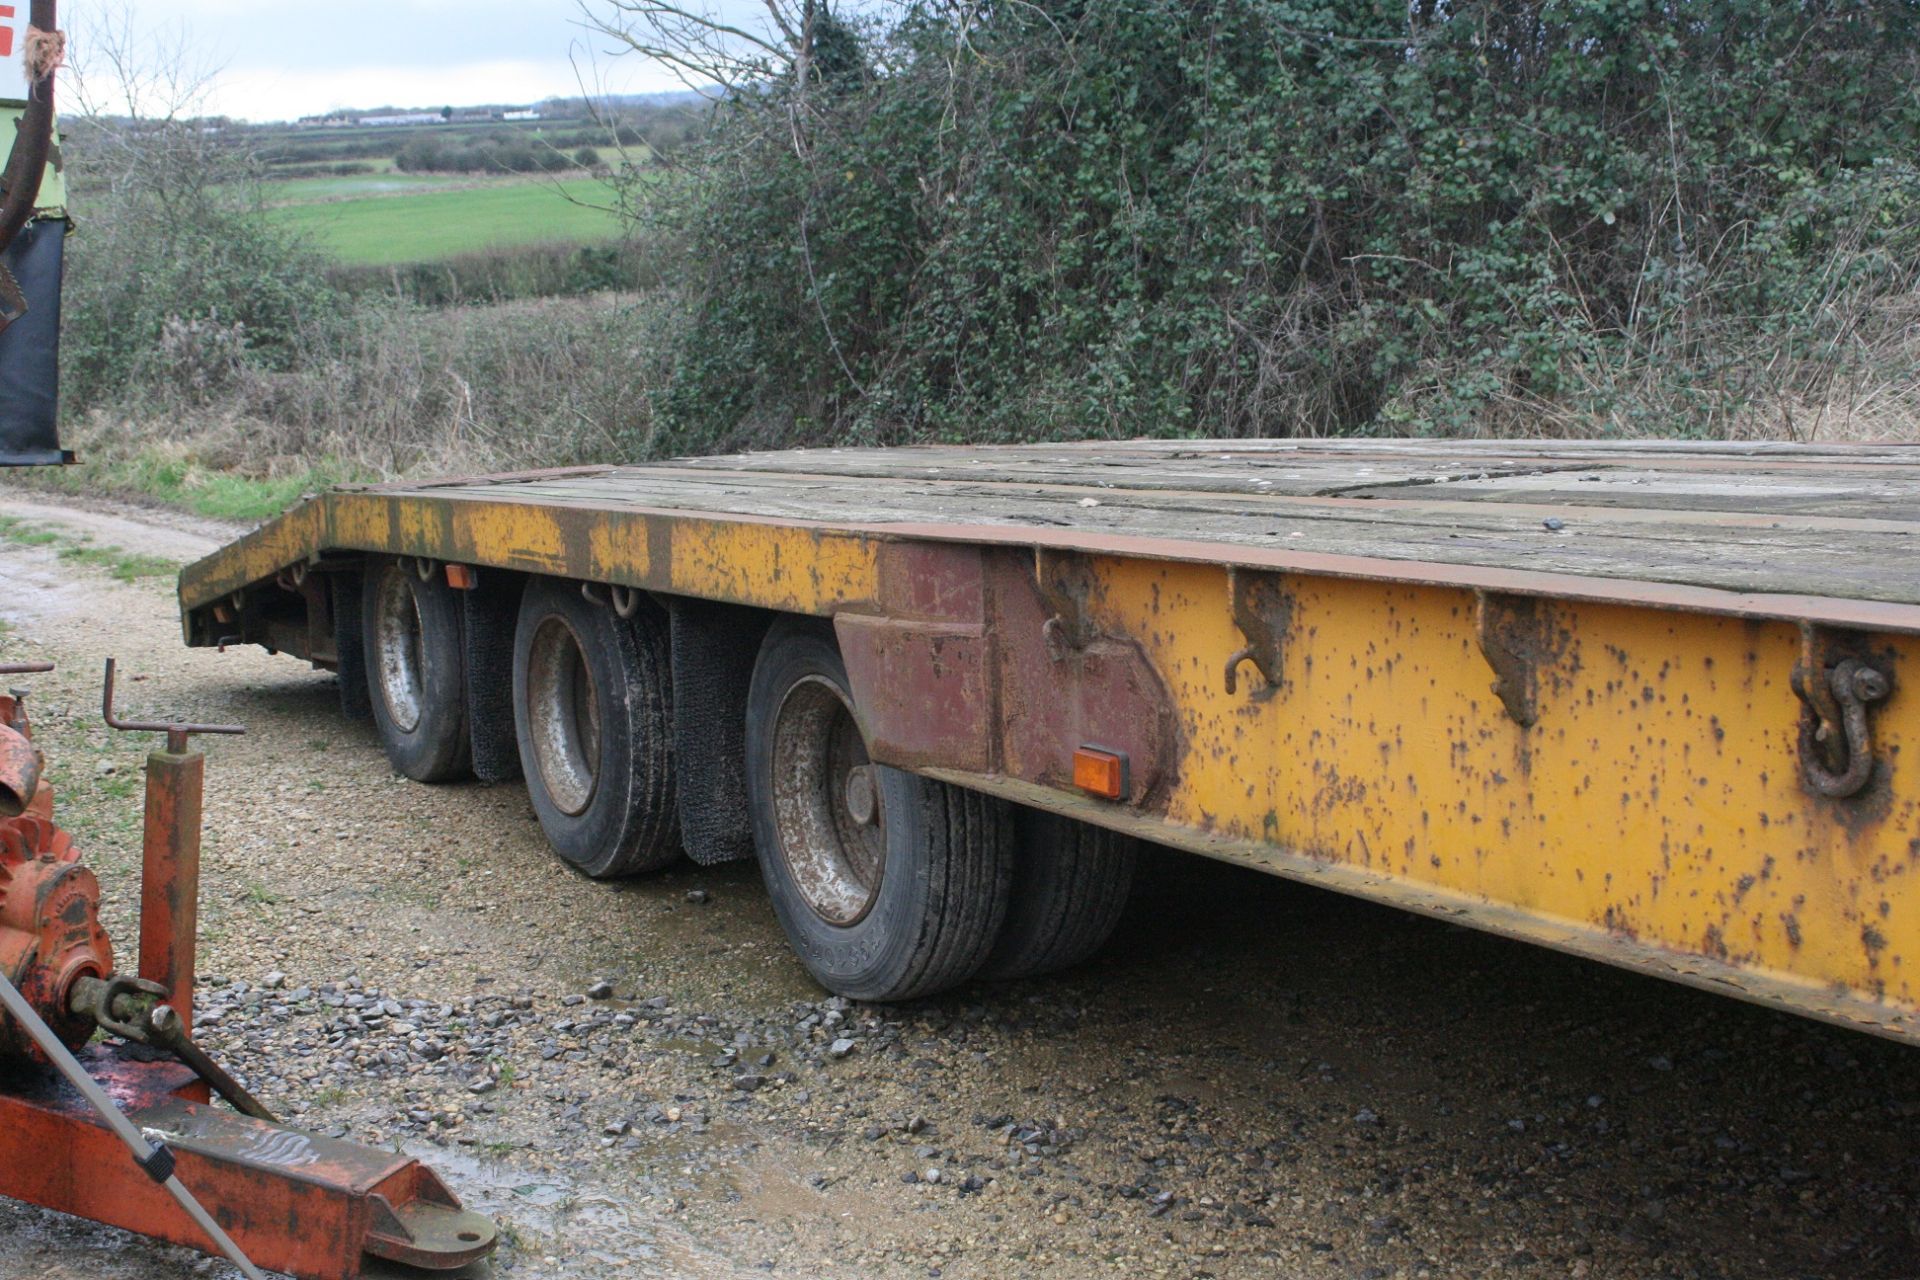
[445,564,477,590]
[1072,746,1129,800]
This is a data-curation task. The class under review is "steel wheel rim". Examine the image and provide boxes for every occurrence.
[526,615,600,816]
[372,568,426,734]
[769,674,885,927]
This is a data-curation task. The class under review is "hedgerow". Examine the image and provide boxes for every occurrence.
[627,0,1920,449]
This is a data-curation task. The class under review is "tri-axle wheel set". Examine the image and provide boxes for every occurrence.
[358,557,1140,1002]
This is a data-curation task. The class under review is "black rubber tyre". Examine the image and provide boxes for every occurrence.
[512,577,680,878]
[745,618,1014,1001]
[981,809,1139,979]
[362,557,471,782]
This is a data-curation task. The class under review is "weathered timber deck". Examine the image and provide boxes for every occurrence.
[184,439,1920,622]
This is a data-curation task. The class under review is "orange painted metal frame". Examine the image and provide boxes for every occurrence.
[0,1052,475,1280]
[0,730,494,1276]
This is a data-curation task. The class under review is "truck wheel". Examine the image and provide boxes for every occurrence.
[982,810,1139,979]
[363,557,471,782]
[745,618,1014,1001]
[513,577,679,878]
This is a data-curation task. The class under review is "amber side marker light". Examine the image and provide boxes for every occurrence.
[1073,746,1129,800]
[445,564,478,590]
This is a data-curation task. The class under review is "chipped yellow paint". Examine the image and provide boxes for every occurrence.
[667,521,878,615]
[585,516,649,583]
[323,493,393,555]
[179,492,877,618]
[177,501,328,641]
[1070,554,1919,1031]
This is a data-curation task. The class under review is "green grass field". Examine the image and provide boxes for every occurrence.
[264,172,471,203]
[270,176,625,265]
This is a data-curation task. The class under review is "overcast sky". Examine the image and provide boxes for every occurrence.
[72,0,750,122]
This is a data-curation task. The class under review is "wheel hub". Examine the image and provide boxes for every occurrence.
[844,766,876,826]
[524,615,600,816]
[769,676,884,926]
[371,569,426,734]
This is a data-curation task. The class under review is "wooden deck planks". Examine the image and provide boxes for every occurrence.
[326,437,1920,602]
[361,439,1920,605]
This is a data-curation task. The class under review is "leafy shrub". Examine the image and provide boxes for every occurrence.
[396,130,578,175]
[629,0,1920,449]
[61,135,335,413]
[156,315,250,403]
[324,241,653,306]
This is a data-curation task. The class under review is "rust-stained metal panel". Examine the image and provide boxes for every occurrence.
[837,615,995,773]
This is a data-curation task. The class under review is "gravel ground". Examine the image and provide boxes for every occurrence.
[1,489,1918,1280]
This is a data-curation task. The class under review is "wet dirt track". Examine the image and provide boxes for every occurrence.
[0,488,1916,1280]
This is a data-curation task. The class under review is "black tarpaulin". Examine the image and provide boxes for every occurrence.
[0,217,69,466]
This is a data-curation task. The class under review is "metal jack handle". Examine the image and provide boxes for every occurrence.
[148,1005,278,1123]
[0,663,53,732]
[101,657,244,1054]
[67,976,279,1122]
[102,658,245,753]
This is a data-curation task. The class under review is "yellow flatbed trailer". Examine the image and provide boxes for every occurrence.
[179,439,1920,1038]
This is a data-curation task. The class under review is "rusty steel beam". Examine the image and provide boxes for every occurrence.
[100,657,242,1051]
[137,747,202,1046]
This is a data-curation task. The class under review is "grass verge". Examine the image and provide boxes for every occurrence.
[0,514,176,582]
[18,436,367,525]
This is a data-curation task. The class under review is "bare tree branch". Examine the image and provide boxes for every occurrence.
[581,1,799,95]
[63,1,255,220]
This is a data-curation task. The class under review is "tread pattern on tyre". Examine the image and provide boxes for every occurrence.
[463,578,522,783]
[903,772,1014,1000]
[513,576,680,878]
[982,809,1138,980]
[617,604,682,875]
[669,598,764,866]
[332,571,370,722]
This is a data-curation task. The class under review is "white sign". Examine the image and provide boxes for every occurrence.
[0,5,31,104]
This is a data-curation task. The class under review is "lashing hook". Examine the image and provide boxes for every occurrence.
[1792,657,1890,799]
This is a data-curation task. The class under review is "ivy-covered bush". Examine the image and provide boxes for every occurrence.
[638,0,1920,449]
